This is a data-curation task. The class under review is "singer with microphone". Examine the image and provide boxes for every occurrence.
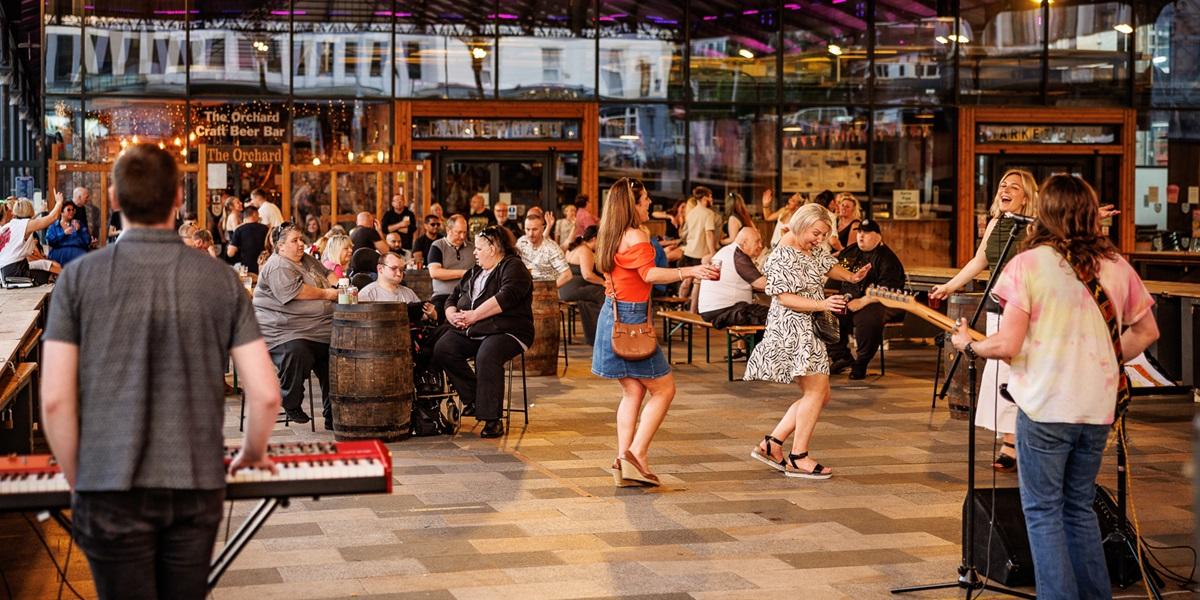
[931,169,1039,472]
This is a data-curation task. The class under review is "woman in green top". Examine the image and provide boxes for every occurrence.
[931,169,1039,472]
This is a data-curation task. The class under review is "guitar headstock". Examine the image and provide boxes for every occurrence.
[865,285,916,305]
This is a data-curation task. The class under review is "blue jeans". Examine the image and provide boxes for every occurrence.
[72,488,225,600]
[1016,410,1112,600]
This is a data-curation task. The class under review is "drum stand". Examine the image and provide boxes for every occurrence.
[892,358,1036,599]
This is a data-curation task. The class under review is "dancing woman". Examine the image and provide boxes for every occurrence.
[744,204,870,479]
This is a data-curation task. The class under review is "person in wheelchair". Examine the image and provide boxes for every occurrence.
[825,219,907,380]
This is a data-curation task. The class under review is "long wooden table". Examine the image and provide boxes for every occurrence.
[0,286,53,454]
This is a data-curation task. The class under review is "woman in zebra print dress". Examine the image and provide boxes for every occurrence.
[744,204,870,479]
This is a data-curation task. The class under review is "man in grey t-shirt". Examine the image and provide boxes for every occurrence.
[41,145,281,600]
[426,213,475,322]
[254,224,339,427]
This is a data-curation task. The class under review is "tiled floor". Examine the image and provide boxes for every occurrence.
[3,340,1196,599]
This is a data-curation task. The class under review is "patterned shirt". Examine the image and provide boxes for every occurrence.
[517,236,569,281]
[43,228,261,491]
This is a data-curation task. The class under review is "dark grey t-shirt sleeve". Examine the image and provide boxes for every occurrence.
[43,265,80,344]
[734,249,763,284]
[262,260,305,304]
[231,279,262,348]
[427,242,444,266]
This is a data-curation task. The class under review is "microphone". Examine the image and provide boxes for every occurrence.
[1002,212,1036,226]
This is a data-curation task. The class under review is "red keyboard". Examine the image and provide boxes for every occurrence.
[0,441,393,511]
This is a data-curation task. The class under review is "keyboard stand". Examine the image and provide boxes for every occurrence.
[207,497,288,589]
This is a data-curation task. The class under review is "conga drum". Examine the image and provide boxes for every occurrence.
[525,279,562,376]
[404,269,433,302]
[329,303,413,441]
[944,292,984,420]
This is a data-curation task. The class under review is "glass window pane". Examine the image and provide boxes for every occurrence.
[782,1,868,103]
[871,108,955,266]
[598,1,684,101]
[598,104,684,199]
[1134,109,1200,253]
[293,4,393,97]
[689,106,776,211]
[45,0,82,94]
[1135,3,1199,108]
[396,10,495,98]
[190,3,288,95]
[874,4,955,105]
[960,1,1043,104]
[291,100,392,166]
[1046,2,1131,106]
[84,3,187,95]
[780,106,867,198]
[688,1,778,103]
[84,98,187,163]
[45,97,83,160]
[498,2,596,99]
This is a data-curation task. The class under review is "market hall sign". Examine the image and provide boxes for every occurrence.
[205,145,284,164]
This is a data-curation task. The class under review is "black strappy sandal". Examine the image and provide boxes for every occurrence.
[750,435,786,472]
[993,442,1018,473]
[784,452,832,480]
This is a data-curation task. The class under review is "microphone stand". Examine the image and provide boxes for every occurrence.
[932,217,1024,409]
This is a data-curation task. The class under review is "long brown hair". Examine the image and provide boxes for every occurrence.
[595,178,643,274]
[1022,174,1116,281]
[725,192,754,230]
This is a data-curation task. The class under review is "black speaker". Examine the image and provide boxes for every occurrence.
[963,488,1035,587]
[1094,485,1147,588]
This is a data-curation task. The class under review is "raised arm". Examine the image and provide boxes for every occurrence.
[26,191,64,236]
[930,218,997,300]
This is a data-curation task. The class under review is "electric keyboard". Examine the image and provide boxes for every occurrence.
[0,440,393,512]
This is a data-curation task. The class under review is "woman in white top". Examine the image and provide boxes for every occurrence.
[763,190,803,248]
[0,192,63,279]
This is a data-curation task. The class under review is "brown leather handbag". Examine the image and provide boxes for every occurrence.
[607,276,658,361]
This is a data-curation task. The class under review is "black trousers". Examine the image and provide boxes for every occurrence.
[72,488,224,600]
[433,330,524,421]
[826,302,904,373]
[558,281,605,345]
[269,338,330,420]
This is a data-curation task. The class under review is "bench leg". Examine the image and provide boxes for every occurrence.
[686,324,693,365]
[705,329,710,363]
[726,332,734,382]
[667,322,674,363]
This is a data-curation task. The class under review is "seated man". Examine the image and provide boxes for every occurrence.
[349,211,389,254]
[696,227,768,346]
[385,231,405,254]
[359,251,437,322]
[827,219,907,380]
[516,212,572,288]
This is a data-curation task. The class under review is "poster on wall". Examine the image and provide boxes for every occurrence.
[782,149,867,193]
[892,189,920,220]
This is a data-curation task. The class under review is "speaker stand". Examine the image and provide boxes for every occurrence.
[1107,415,1165,599]
[893,358,1035,599]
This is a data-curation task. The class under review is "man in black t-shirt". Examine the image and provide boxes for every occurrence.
[411,214,443,266]
[466,193,496,238]
[381,193,417,249]
[827,219,907,379]
[349,211,389,254]
[226,206,269,273]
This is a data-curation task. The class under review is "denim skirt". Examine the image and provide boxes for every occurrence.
[591,298,670,380]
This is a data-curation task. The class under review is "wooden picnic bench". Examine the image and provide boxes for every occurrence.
[656,310,765,382]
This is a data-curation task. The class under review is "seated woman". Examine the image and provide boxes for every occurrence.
[321,233,352,279]
[253,223,339,429]
[433,226,534,439]
[9,199,61,282]
[559,225,605,345]
[45,200,91,266]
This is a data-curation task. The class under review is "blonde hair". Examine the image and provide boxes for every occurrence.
[838,194,862,222]
[178,222,198,239]
[322,234,352,265]
[989,169,1039,218]
[595,178,642,274]
[788,203,834,237]
[12,199,34,219]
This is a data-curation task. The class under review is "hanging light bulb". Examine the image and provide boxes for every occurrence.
[188,132,197,142]
[377,150,385,162]
[312,157,321,166]
[158,142,166,149]
[131,135,140,144]
[173,137,182,147]
[348,151,355,162]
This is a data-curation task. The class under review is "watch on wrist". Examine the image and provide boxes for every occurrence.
[964,342,978,360]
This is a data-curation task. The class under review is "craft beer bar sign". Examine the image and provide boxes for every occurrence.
[195,104,288,165]
[205,145,284,163]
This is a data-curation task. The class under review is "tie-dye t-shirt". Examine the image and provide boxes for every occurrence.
[990,246,1154,425]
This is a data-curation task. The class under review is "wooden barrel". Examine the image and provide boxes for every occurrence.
[525,279,562,376]
[944,293,984,421]
[329,303,413,441]
[404,269,433,302]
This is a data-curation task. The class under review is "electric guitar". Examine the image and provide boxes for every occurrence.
[864,285,985,342]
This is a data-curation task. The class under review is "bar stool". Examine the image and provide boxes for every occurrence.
[239,371,316,433]
[504,353,529,427]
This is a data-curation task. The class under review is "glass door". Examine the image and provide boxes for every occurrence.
[438,152,554,217]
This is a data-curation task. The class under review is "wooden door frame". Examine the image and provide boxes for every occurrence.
[49,144,208,246]
[956,107,1136,264]
[395,100,599,216]
[288,159,432,228]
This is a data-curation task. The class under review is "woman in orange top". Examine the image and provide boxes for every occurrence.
[594,178,719,487]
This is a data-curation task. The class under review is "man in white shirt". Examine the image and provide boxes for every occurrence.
[516,213,571,288]
[697,227,768,350]
[248,188,282,229]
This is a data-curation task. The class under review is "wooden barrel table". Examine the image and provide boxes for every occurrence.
[329,303,413,441]
[404,269,433,302]
[943,292,984,421]
[525,279,562,376]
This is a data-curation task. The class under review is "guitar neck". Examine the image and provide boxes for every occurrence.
[866,290,986,342]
